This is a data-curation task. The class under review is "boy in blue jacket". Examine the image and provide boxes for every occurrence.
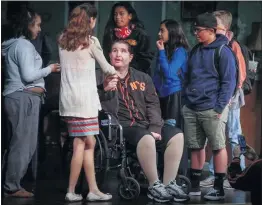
[182,13,237,200]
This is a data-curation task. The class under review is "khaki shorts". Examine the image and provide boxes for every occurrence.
[182,105,229,150]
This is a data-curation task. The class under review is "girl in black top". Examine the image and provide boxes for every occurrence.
[103,2,154,74]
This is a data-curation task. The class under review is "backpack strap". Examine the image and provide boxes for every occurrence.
[214,44,239,72]
[214,44,240,96]
[214,44,225,74]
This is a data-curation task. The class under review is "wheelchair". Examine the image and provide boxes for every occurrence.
[97,111,192,200]
[42,109,191,200]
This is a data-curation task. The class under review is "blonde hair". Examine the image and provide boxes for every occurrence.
[213,10,232,30]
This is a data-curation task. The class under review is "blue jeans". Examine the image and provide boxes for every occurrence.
[208,107,245,175]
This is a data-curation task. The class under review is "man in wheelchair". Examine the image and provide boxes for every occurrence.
[97,39,190,203]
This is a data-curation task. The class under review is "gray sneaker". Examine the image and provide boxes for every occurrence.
[147,180,173,203]
[200,176,215,187]
[165,180,190,202]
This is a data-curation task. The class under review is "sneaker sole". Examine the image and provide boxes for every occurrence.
[65,197,83,202]
[223,186,234,190]
[200,184,214,188]
[147,193,171,203]
[86,197,112,202]
[167,190,190,202]
[174,197,190,202]
[189,191,201,196]
[204,195,225,201]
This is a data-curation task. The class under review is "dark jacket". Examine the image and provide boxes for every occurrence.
[184,34,236,114]
[97,67,163,134]
[228,158,262,205]
[103,27,154,74]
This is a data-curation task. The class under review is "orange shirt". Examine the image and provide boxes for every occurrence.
[231,41,246,88]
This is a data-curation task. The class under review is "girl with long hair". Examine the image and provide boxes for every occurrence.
[153,19,190,128]
[58,3,116,202]
[103,2,154,74]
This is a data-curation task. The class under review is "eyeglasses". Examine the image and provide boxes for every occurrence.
[193,27,209,33]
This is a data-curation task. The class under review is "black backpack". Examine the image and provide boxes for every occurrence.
[189,44,240,96]
[229,39,256,95]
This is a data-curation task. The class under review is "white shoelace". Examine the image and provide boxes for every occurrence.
[206,188,218,195]
[174,183,187,195]
[153,181,169,196]
[169,180,187,195]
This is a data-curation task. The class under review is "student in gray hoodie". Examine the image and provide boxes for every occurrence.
[1,7,60,198]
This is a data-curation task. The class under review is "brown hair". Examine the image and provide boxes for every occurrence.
[213,10,232,30]
[58,3,97,51]
[110,39,134,54]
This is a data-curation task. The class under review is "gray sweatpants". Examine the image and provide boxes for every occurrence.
[3,91,41,192]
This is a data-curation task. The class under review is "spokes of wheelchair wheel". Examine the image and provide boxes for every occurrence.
[118,177,140,200]
[94,130,109,187]
[94,136,103,165]
[94,148,104,171]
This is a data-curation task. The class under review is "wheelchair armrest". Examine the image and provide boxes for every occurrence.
[99,111,120,126]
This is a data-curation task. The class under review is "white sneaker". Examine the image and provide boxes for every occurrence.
[223,179,234,189]
[86,192,112,201]
[200,176,215,187]
[65,192,83,202]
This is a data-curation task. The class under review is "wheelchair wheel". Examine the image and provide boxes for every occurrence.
[176,175,191,194]
[118,177,140,200]
[94,129,109,187]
